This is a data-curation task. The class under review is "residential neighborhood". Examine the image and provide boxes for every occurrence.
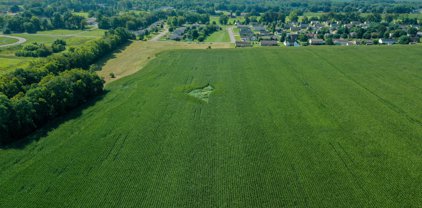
[231,16,422,47]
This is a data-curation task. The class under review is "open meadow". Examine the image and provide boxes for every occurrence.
[0,29,105,74]
[0,46,421,207]
[0,36,18,45]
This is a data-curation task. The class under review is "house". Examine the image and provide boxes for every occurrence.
[260,35,277,41]
[309,39,325,45]
[253,25,266,32]
[169,34,183,41]
[235,41,252,47]
[350,21,361,26]
[310,21,320,25]
[260,30,271,36]
[351,40,363,45]
[261,40,278,46]
[378,38,396,45]
[237,25,250,29]
[365,40,374,45]
[290,26,300,32]
[170,27,186,41]
[284,40,300,47]
[299,24,309,29]
[330,22,338,29]
[284,33,299,47]
[86,18,97,26]
[239,28,254,41]
[333,39,350,46]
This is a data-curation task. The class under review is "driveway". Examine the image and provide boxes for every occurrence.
[227,27,236,43]
[149,26,169,42]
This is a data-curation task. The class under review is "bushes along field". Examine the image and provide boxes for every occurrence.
[0,28,134,144]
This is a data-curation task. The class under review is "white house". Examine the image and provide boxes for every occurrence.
[379,38,396,45]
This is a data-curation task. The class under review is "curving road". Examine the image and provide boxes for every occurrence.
[0,35,27,48]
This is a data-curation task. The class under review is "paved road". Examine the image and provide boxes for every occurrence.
[0,35,27,48]
[227,27,236,43]
[149,26,169,42]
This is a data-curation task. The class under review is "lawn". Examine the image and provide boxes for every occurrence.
[210,16,244,26]
[0,46,421,207]
[0,37,18,45]
[0,55,32,74]
[204,27,230,42]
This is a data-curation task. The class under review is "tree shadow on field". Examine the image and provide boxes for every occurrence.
[94,41,132,69]
[1,90,109,150]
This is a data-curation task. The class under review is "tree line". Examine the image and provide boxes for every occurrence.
[15,39,66,57]
[1,11,86,34]
[0,28,134,145]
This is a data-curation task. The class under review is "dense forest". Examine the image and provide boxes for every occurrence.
[0,28,134,144]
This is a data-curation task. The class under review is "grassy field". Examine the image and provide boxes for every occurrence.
[1,46,421,207]
[0,29,104,73]
[210,16,244,25]
[0,37,18,45]
[205,27,230,42]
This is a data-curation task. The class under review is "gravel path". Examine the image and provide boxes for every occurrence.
[227,27,236,43]
[0,35,27,48]
[149,26,169,42]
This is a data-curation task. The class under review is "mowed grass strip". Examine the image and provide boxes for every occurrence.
[205,27,230,42]
[0,46,421,207]
[0,37,18,45]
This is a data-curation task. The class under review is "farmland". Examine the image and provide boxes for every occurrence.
[1,46,421,207]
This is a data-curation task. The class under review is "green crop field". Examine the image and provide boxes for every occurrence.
[0,46,421,207]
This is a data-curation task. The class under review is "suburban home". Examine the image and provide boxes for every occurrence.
[169,34,183,41]
[309,39,325,45]
[365,40,374,45]
[378,38,396,45]
[260,35,277,41]
[253,25,266,33]
[261,40,278,46]
[352,40,363,45]
[237,25,250,29]
[310,21,320,25]
[333,39,350,46]
[290,26,300,32]
[86,18,97,26]
[235,41,252,47]
[239,28,254,40]
[284,39,299,47]
[300,24,309,29]
[260,31,271,36]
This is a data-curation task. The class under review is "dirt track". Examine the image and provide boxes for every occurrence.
[0,35,27,48]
